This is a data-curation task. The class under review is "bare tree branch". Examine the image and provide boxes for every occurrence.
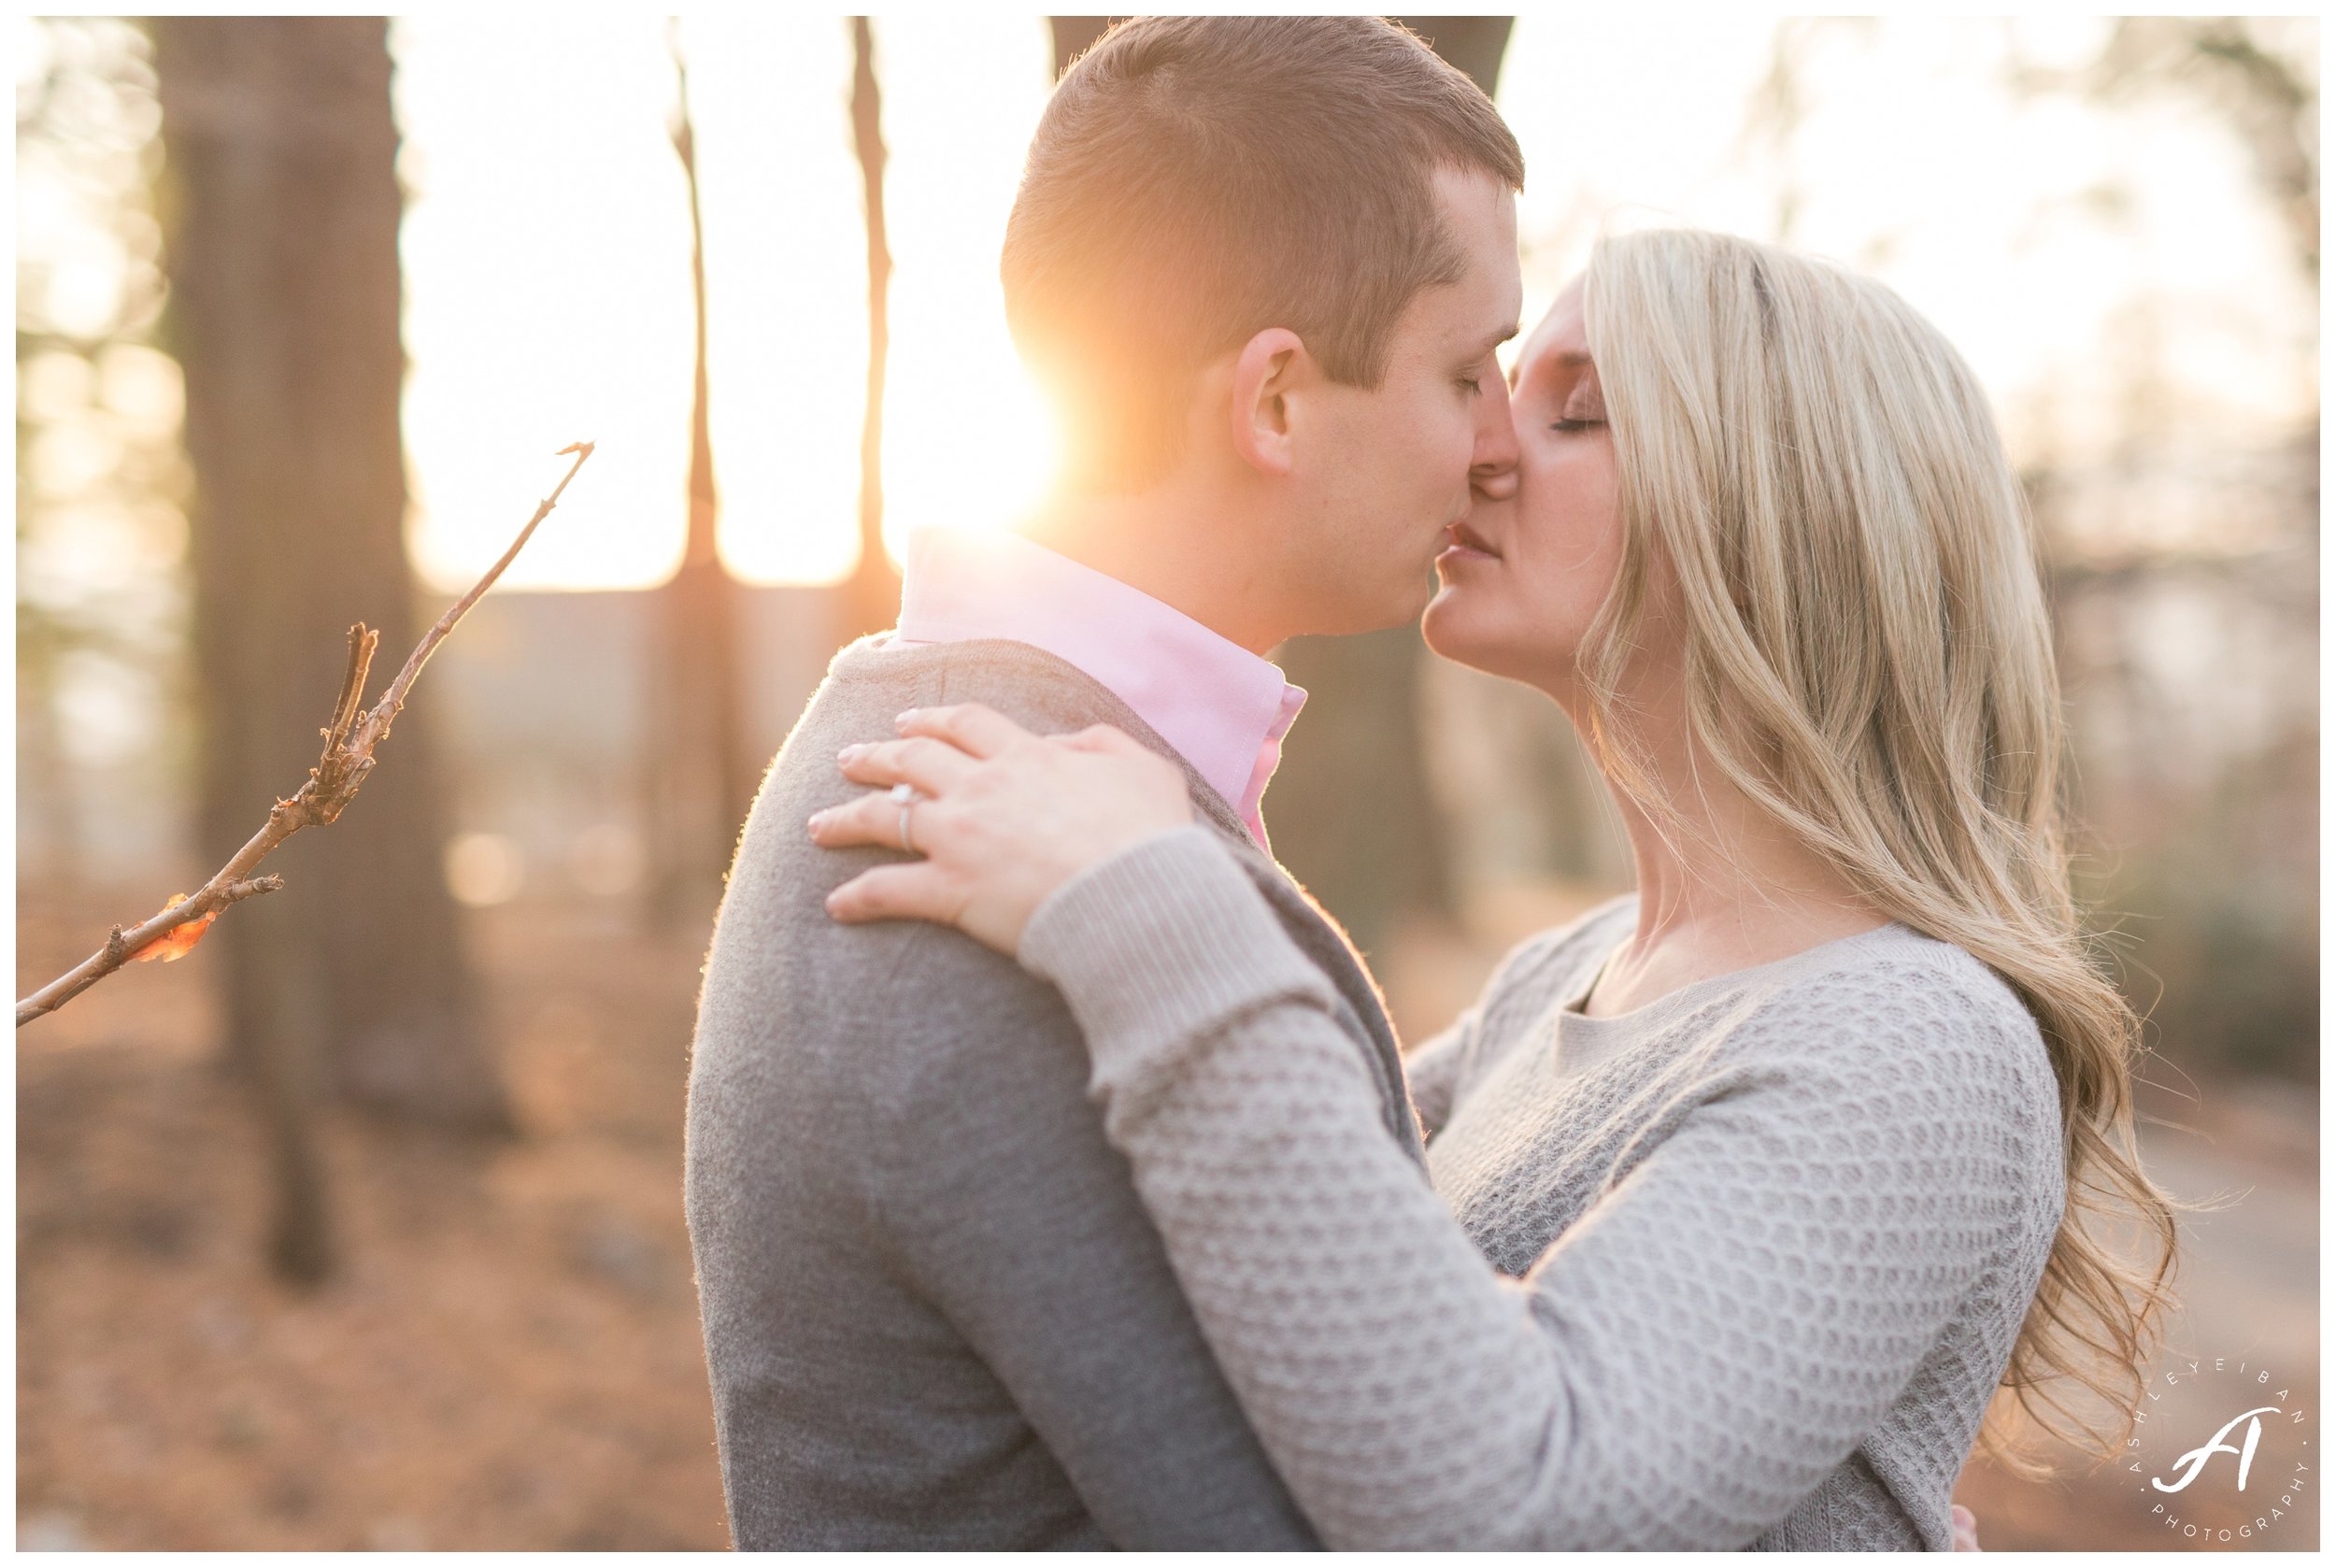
[842,15,899,640]
[17,441,596,1029]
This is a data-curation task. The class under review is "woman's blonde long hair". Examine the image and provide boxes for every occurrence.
[1576,226,2183,1474]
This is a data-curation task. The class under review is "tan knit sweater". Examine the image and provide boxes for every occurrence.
[1019,824,2069,1550]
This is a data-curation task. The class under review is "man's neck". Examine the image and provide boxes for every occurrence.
[1018,484,1287,656]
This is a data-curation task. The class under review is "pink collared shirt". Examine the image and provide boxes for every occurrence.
[888,526,1306,853]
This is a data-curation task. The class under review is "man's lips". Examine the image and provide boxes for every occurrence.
[1441,520,1502,560]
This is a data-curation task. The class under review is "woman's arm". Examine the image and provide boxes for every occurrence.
[806,705,2027,1547]
[1399,1012,1473,1141]
[1019,825,2034,1551]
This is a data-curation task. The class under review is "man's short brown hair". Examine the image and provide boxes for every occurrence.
[1001,16,1525,490]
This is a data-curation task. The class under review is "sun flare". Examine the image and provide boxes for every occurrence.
[393,14,1058,594]
[389,14,2310,595]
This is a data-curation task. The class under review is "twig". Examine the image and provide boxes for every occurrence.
[17,442,596,1029]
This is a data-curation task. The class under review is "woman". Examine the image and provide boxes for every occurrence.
[805,228,2181,1549]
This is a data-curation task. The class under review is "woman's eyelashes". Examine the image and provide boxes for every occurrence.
[1554,376,1605,433]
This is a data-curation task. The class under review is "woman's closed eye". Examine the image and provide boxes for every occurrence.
[1554,376,1606,434]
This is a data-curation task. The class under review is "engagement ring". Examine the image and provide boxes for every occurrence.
[890,782,920,853]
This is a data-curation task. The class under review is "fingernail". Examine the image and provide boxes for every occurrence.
[895,708,920,725]
[805,810,828,836]
[837,744,864,763]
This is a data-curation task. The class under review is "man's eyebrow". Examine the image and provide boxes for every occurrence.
[1478,321,1521,353]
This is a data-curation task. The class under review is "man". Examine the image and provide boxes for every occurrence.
[684,16,1522,1548]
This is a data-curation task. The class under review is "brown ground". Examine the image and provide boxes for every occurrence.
[18,878,729,1550]
[17,875,2319,1550]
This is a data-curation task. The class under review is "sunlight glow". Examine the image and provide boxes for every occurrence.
[864,18,1061,566]
[393,13,695,592]
[393,14,1059,592]
[390,15,2314,591]
[683,13,865,586]
[1497,14,2315,473]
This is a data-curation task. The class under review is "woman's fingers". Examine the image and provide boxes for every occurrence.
[838,734,977,795]
[1057,722,1139,754]
[806,790,913,852]
[811,708,1194,957]
[824,862,961,925]
[894,702,1031,759]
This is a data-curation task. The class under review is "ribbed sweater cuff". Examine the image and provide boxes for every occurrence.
[1019,824,1340,1099]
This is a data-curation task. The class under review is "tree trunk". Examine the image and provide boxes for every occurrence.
[152,20,512,1159]
[1048,18,1113,77]
[1393,15,1513,98]
[839,17,902,642]
[648,32,753,933]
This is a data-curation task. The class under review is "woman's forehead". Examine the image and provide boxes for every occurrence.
[1518,278,1591,378]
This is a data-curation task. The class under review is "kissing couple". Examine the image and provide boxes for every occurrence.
[686,15,2177,1551]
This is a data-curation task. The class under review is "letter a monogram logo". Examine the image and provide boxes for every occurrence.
[2153,1406,2282,1493]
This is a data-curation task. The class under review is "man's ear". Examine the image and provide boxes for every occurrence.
[1228,327,1304,478]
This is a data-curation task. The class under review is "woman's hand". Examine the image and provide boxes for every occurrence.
[807,703,1196,956]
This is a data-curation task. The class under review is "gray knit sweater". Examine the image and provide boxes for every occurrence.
[1019,825,2069,1551]
[685,637,1424,1549]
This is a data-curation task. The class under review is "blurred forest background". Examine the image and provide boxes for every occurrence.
[16,14,2318,1552]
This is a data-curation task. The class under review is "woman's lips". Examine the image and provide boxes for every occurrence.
[1440,520,1502,561]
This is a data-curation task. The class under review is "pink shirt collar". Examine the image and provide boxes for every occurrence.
[890,526,1306,851]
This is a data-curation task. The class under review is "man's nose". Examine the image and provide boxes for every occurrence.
[1470,373,1520,501]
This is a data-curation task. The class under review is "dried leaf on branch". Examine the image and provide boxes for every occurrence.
[131,895,219,962]
[15,441,597,1029]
